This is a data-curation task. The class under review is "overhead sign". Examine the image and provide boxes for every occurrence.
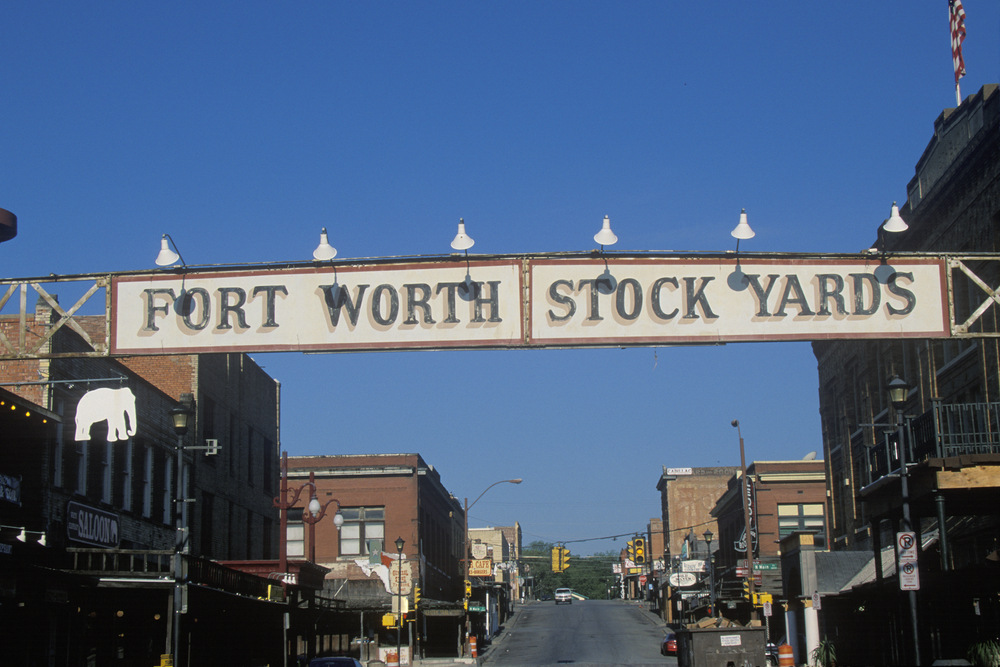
[110,256,948,355]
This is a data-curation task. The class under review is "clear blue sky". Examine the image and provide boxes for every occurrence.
[3,2,998,555]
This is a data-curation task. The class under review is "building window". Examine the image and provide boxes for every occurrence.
[778,503,826,548]
[201,493,215,557]
[340,507,385,556]
[142,445,152,518]
[163,457,173,525]
[287,508,305,557]
[117,439,132,512]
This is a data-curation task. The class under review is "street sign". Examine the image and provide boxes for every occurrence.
[900,560,921,590]
[639,575,647,586]
[896,531,918,562]
[812,592,821,610]
[763,601,772,617]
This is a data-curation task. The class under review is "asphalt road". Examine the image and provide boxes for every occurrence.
[485,600,677,667]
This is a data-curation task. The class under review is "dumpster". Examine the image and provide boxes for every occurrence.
[676,626,767,667]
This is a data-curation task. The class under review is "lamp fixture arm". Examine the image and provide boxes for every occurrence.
[303,497,342,525]
[468,478,522,511]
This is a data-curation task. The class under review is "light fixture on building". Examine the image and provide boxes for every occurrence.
[888,375,909,410]
[883,202,908,233]
[731,209,755,253]
[155,234,185,267]
[169,403,194,436]
[313,228,337,260]
[451,219,475,251]
[594,215,618,249]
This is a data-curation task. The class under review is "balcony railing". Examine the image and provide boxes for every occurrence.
[866,401,1000,485]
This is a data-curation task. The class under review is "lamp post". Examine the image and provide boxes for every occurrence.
[168,400,194,667]
[731,420,756,621]
[463,478,522,657]
[702,529,715,617]
[274,453,344,573]
[889,376,921,665]
[395,536,405,664]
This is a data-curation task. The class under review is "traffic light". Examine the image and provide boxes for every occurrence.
[560,547,571,572]
[634,538,646,564]
[464,580,472,598]
[627,540,635,561]
[551,547,561,573]
[742,578,751,601]
[414,585,421,608]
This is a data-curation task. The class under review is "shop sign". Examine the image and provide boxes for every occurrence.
[67,501,120,548]
[469,559,493,577]
[0,472,21,506]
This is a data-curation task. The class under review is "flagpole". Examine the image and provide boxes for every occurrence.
[956,83,961,107]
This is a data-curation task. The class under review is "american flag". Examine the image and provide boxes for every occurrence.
[949,0,967,84]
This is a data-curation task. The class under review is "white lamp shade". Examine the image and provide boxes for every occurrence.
[313,228,337,260]
[308,496,321,518]
[155,236,180,266]
[594,215,618,246]
[883,202,908,233]
[451,219,475,250]
[333,511,344,528]
[731,209,755,240]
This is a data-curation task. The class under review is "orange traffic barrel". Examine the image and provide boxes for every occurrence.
[778,643,794,667]
[386,650,399,667]
[470,636,478,657]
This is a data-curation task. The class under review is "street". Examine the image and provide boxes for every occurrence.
[485,600,675,667]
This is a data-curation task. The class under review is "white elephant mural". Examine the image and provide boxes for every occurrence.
[74,387,138,442]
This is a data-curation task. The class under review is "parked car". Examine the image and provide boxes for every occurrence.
[554,588,573,604]
[309,658,363,667]
[660,632,677,656]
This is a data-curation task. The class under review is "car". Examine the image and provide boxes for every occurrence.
[554,588,573,604]
[308,658,363,667]
[660,632,677,656]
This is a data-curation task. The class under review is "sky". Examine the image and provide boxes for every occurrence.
[2,2,998,556]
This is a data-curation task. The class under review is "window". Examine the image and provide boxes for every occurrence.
[117,439,132,512]
[201,493,215,558]
[142,445,152,518]
[163,457,173,525]
[287,508,305,557]
[339,507,385,556]
[778,503,826,548]
[101,441,113,504]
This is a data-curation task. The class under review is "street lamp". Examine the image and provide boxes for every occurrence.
[274,453,345,574]
[703,530,715,617]
[395,536,405,664]
[463,478,522,657]
[168,399,194,667]
[888,376,921,665]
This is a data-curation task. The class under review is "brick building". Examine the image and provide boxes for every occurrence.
[283,453,467,659]
[811,84,1000,665]
[0,300,284,666]
[656,466,739,560]
[710,459,827,618]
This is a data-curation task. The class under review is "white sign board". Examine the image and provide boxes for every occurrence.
[528,258,947,345]
[900,561,921,590]
[669,572,698,588]
[720,635,742,647]
[666,467,693,475]
[896,531,918,562]
[681,560,707,573]
[111,257,949,355]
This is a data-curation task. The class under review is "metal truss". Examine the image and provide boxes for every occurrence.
[1,252,999,360]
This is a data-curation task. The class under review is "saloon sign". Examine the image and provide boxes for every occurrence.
[110,257,947,355]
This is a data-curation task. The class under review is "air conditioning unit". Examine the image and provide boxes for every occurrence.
[205,439,219,456]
